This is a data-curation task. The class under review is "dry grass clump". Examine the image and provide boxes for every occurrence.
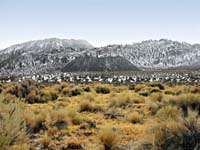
[51,109,69,123]
[176,93,200,113]
[24,110,47,133]
[148,82,165,90]
[26,90,41,103]
[164,89,176,95]
[5,80,40,99]
[99,127,121,150]
[65,139,83,149]
[82,93,96,101]
[152,110,200,150]
[156,105,181,121]
[79,100,93,112]
[134,84,146,92]
[3,93,17,104]
[40,88,58,102]
[39,133,52,149]
[51,108,81,128]
[0,101,27,149]
[127,112,143,124]
[66,109,82,125]
[69,87,83,96]
[79,100,102,112]
[145,100,160,115]
[110,93,145,108]
[149,92,163,102]
[96,85,110,94]
[62,87,70,96]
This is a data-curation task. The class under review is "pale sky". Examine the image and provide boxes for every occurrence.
[0,0,200,49]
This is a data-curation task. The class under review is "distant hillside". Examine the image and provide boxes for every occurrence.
[61,56,139,72]
[0,38,200,75]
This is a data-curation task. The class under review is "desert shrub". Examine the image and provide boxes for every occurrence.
[3,93,17,104]
[190,86,200,94]
[0,102,27,149]
[51,84,62,93]
[25,90,41,104]
[5,83,20,97]
[127,112,143,124]
[99,127,120,150]
[65,140,83,150]
[164,89,176,95]
[96,85,110,94]
[40,133,52,149]
[138,90,150,97]
[0,87,3,94]
[82,93,95,101]
[146,100,160,115]
[83,86,91,92]
[79,100,93,112]
[128,84,135,90]
[51,109,69,123]
[110,96,130,108]
[80,119,96,129]
[174,85,191,95]
[113,85,129,93]
[79,100,102,112]
[110,93,145,108]
[156,105,181,121]
[135,84,146,92]
[60,82,69,89]
[62,87,70,96]
[67,109,82,125]
[110,93,133,108]
[152,110,200,150]
[40,88,58,102]
[176,93,200,115]
[149,87,161,93]
[70,88,83,96]
[148,82,165,90]
[24,111,47,133]
[149,93,163,102]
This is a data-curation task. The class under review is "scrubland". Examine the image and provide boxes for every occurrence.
[0,80,200,150]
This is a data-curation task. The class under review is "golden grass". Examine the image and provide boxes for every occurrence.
[1,81,200,149]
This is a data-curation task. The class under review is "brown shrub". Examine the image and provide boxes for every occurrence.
[127,112,143,124]
[99,127,120,150]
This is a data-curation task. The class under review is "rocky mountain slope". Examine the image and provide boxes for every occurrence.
[0,38,200,75]
[86,39,200,69]
[0,38,94,75]
[61,56,139,72]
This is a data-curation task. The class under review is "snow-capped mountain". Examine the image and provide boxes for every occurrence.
[0,38,200,75]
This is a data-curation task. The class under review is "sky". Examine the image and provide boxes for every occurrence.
[0,0,200,49]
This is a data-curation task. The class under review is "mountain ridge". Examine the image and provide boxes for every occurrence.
[0,38,200,75]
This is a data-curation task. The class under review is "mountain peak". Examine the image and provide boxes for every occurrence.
[0,38,94,54]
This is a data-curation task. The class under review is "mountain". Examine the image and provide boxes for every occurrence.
[61,56,139,72]
[85,39,200,69]
[0,38,200,75]
[0,38,94,75]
